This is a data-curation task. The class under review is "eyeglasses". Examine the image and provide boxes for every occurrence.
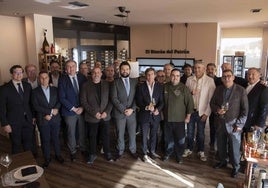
[222,75,232,79]
[13,72,23,75]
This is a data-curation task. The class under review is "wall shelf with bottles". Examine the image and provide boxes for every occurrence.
[38,53,62,72]
[101,50,114,68]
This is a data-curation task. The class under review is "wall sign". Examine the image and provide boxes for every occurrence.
[145,49,190,54]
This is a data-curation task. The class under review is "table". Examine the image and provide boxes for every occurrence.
[244,156,268,188]
[0,151,50,188]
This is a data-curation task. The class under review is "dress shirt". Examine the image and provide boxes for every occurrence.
[12,80,24,93]
[189,75,204,109]
[122,77,130,96]
[69,75,79,93]
[246,81,258,94]
[146,81,155,101]
[41,85,50,103]
[27,78,38,89]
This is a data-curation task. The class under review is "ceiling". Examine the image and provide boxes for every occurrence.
[0,0,268,28]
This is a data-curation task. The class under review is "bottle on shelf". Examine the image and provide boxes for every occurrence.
[42,32,50,54]
[50,43,55,54]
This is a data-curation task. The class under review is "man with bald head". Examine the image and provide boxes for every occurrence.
[81,67,113,164]
[221,63,247,88]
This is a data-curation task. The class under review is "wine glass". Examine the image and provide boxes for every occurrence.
[221,102,229,113]
[151,98,156,106]
[0,154,12,173]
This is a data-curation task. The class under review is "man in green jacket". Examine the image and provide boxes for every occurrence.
[162,68,194,163]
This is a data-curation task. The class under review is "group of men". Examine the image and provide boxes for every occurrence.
[0,60,267,179]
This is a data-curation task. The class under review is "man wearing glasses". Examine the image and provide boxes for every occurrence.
[210,69,248,178]
[0,65,34,154]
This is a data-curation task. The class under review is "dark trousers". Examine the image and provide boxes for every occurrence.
[38,121,61,161]
[10,120,34,154]
[186,111,206,152]
[140,117,159,155]
[164,122,185,159]
[209,113,216,146]
[86,120,111,156]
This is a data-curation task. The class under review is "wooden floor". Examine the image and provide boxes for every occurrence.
[0,126,245,188]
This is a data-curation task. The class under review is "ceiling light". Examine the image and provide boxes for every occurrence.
[35,0,60,4]
[69,1,88,7]
[68,15,84,20]
[250,9,262,13]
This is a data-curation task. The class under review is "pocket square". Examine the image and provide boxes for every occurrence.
[21,166,37,177]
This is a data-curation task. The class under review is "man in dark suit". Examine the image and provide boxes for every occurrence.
[210,69,248,178]
[32,71,64,168]
[244,67,268,132]
[80,67,113,164]
[136,68,164,161]
[58,60,87,161]
[111,61,138,159]
[0,65,34,154]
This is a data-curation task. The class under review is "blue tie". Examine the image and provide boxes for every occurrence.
[17,83,24,98]
[73,77,79,94]
[124,78,130,96]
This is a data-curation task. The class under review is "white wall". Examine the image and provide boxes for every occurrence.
[0,16,27,84]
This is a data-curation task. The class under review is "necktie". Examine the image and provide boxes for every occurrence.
[73,77,79,94]
[17,83,24,98]
[124,78,130,96]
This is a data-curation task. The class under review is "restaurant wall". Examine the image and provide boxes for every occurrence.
[0,15,27,85]
[130,23,218,64]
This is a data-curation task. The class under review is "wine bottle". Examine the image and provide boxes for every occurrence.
[50,43,55,54]
[42,32,50,54]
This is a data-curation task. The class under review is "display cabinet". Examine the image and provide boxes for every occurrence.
[39,53,62,72]
[223,55,246,77]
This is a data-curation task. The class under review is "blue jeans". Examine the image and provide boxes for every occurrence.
[186,111,206,152]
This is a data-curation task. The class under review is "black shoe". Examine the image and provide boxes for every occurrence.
[231,169,239,178]
[150,153,159,160]
[55,155,64,164]
[213,162,227,169]
[87,155,97,164]
[42,160,50,168]
[70,153,76,162]
[176,157,183,164]
[162,155,170,162]
[130,152,139,159]
[105,153,114,162]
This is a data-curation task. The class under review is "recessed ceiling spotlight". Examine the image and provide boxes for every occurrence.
[250,8,262,13]
[68,15,84,20]
[104,20,108,23]
[13,12,20,16]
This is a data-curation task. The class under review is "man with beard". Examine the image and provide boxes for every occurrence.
[111,61,138,159]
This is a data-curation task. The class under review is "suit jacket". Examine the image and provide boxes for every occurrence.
[136,82,164,123]
[58,73,87,116]
[244,81,268,130]
[111,77,138,119]
[80,80,113,123]
[0,80,33,126]
[186,74,216,116]
[210,84,248,132]
[32,86,61,126]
